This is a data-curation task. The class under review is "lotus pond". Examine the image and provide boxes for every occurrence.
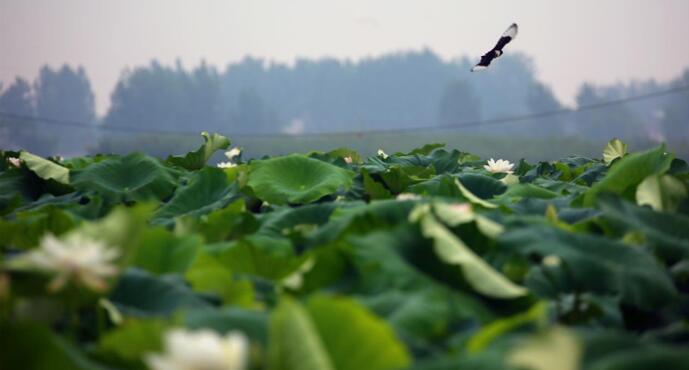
[1,134,689,370]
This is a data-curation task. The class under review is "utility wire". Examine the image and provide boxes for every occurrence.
[0,84,687,139]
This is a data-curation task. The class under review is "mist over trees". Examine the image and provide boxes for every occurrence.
[1,49,688,156]
[0,65,96,155]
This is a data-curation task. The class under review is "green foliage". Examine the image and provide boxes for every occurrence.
[71,152,178,203]
[166,131,230,170]
[2,138,688,370]
[602,138,628,165]
[416,208,527,299]
[20,151,70,185]
[248,154,355,205]
[584,144,673,206]
[151,167,238,226]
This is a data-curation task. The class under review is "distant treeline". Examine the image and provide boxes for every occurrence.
[1,50,688,155]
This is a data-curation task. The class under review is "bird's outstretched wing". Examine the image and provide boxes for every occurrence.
[471,23,518,72]
[492,23,518,52]
[471,54,495,71]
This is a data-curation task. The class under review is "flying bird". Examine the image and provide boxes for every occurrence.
[471,23,519,72]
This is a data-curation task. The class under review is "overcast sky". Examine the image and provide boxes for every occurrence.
[1,0,688,115]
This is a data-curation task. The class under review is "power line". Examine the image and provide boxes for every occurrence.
[0,112,200,136]
[1,85,687,139]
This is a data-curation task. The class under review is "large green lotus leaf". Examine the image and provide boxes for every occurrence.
[362,287,452,341]
[588,346,689,370]
[507,196,600,225]
[71,152,178,203]
[151,167,238,226]
[457,173,507,199]
[185,308,268,345]
[419,213,527,299]
[347,228,495,324]
[0,170,30,213]
[268,296,335,370]
[256,202,340,239]
[455,178,498,209]
[308,199,417,247]
[248,154,355,205]
[408,174,462,197]
[467,302,547,354]
[19,151,70,185]
[188,198,258,243]
[362,168,393,200]
[97,319,166,364]
[60,154,109,171]
[380,165,435,194]
[184,251,255,307]
[11,192,103,220]
[0,205,77,249]
[196,240,306,282]
[306,295,411,370]
[580,330,689,370]
[108,268,211,317]
[166,131,230,170]
[406,143,446,156]
[584,144,673,206]
[597,194,689,260]
[499,226,677,309]
[635,174,687,213]
[130,227,202,275]
[427,149,461,174]
[498,184,559,201]
[0,321,110,370]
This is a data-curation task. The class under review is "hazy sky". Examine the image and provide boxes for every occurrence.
[2,0,689,115]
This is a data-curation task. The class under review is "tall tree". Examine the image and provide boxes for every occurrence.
[0,77,56,154]
[34,65,96,123]
[575,83,642,140]
[437,80,481,128]
[33,65,96,154]
[105,61,226,133]
[526,82,567,136]
[661,69,689,139]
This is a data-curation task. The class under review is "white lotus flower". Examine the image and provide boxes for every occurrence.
[146,329,248,370]
[396,193,421,201]
[343,156,353,164]
[484,158,514,174]
[217,161,237,168]
[218,147,242,168]
[377,149,388,159]
[8,157,21,167]
[24,234,119,293]
[225,147,242,161]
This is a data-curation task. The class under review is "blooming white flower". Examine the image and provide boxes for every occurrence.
[343,156,353,164]
[218,147,242,168]
[484,158,514,174]
[377,149,388,159]
[146,329,248,370]
[225,147,242,161]
[8,157,21,168]
[23,234,119,293]
[217,161,237,169]
[396,193,421,201]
